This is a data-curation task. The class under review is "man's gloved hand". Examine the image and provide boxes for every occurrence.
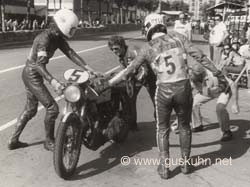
[213,71,229,93]
[91,77,110,94]
[51,79,65,95]
[135,66,148,84]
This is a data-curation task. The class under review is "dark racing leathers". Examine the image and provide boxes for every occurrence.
[156,79,193,160]
[9,27,89,150]
[119,46,156,130]
[109,31,220,173]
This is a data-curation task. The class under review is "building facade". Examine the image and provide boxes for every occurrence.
[189,0,214,19]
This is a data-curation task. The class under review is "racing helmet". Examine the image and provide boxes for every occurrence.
[144,13,166,41]
[53,9,79,38]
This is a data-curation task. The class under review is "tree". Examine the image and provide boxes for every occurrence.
[170,0,189,12]
[200,1,215,20]
[97,0,103,21]
[114,0,125,24]
[104,0,111,24]
[137,0,159,13]
[53,0,56,12]
[27,0,31,29]
[86,0,92,26]
[124,0,138,23]
[45,0,49,25]
[0,0,5,32]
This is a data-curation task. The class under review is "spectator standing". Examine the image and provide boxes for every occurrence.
[209,14,229,66]
[7,19,13,31]
[13,19,18,31]
[40,20,46,29]
[174,13,192,40]
[32,19,38,30]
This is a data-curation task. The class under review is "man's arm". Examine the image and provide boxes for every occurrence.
[108,47,148,86]
[183,37,219,74]
[33,41,53,82]
[59,39,95,72]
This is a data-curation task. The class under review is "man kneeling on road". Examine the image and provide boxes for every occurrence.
[8,9,98,151]
[108,35,156,131]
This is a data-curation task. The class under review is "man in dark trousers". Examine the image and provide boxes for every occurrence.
[8,9,98,151]
[106,13,227,179]
[108,36,156,131]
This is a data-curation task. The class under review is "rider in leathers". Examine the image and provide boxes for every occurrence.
[106,14,227,179]
[108,35,156,131]
[8,9,98,151]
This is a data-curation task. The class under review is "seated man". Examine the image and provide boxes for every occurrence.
[218,42,245,75]
[191,62,239,141]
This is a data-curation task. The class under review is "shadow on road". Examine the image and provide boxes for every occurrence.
[69,121,156,181]
[68,119,250,180]
[170,120,250,178]
[27,140,44,147]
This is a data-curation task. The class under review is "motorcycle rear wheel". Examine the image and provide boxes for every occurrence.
[53,113,82,179]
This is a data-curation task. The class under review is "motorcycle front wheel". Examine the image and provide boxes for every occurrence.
[53,113,82,179]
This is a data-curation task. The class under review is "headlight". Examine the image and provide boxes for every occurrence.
[64,85,81,102]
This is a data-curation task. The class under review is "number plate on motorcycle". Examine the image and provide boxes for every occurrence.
[64,69,89,83]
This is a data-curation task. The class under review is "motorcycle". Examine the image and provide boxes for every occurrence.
[53,68,131,179]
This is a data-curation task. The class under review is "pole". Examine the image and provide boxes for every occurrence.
[45,0,49,26]
[27,0,31,28]
[54,0,56,13]
[80,0,83,21]
[0,0,5,32]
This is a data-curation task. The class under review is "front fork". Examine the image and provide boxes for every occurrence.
[62,101,86,117]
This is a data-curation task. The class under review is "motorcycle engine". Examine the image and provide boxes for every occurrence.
[103,115,129,142]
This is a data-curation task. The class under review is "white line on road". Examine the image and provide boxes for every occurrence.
[0,44,107,75]
[0,35,143,75]
[0,96,64,132]
[0,65,122,132]
[0,35,143,131]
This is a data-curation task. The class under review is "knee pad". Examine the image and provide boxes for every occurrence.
[47,102,59,117]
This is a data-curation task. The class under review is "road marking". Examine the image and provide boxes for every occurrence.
[0,35,144,75]
[0,96,64,132]
[0,65,122,132]
[0,44,107,75]
[0,35,144,131]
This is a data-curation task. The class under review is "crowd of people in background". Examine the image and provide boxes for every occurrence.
[0,18,46,32]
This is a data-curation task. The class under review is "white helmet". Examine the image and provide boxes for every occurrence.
[53,9,79,38]
[144,13,166,41]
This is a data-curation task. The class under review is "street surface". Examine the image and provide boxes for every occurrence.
[0,30,250,187]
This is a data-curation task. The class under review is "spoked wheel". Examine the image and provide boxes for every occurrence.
[53,113,82,179]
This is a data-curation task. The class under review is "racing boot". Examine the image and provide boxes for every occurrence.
[44,139,55,151]
[157,158,170,179]
[179,125,192,174]
[180,156,191,174]
[156,127,171,179]
[220,130,233,142]
[44,123,55,151]
[8,114,29,150]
